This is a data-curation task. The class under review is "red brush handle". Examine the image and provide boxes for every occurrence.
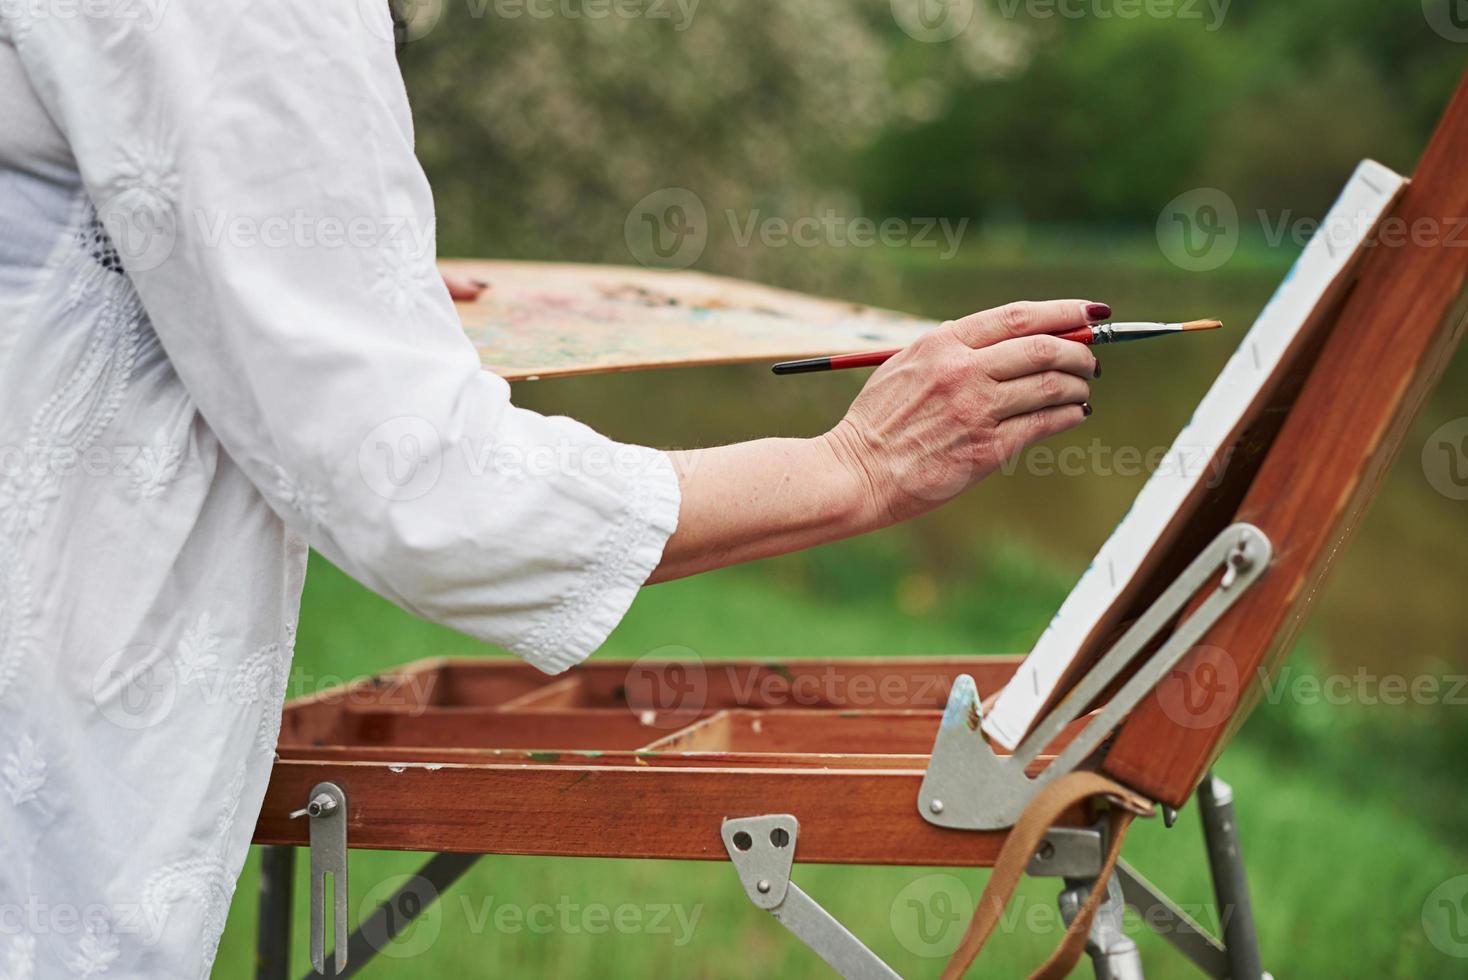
[1052,325,1096,345]
[828,349,903,370]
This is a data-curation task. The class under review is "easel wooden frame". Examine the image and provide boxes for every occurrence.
[250,72,1468,977]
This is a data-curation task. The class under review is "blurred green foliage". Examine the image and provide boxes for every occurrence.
[398,0,1464,277]
[864,0,1457,224]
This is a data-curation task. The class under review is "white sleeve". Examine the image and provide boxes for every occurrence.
[6,1,680,673]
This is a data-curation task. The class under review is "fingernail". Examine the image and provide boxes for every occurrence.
[1081,401,1093,417]
[471,278,490,289]
[1085,303,1111,322]
[1093,357,1102,378]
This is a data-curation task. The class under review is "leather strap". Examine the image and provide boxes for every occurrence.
[941,771,1149,980]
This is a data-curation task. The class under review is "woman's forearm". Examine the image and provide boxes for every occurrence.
[651,433,878,583]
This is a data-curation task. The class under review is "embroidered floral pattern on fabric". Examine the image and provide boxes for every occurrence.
[128,429,184,499]
[145,765,253,980]
[175,612,223,687]
[24,283,143,495]
[1,733,46,807]
[370,233,439,327]
[141,857,231,980]
[0,230,144,702]
[231,642,289,753]
[58,210,129,319]
[94,141,181,274]
[213,770,247,842]
[0,470,58,539]
[62,915,120,978]
[273,465,328,530]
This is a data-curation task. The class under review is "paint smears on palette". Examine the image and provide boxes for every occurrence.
[442,259,935,380]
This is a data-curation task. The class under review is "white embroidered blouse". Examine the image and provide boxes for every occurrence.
[0,5,681,977]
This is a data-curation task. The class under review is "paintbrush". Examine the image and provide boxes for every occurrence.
[771,319,1223,375]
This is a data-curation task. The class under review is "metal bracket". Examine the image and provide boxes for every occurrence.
[291,781,349,975]
[719,817,1132,980]
[919,523,1272,831]
[721,815,900,980]
[1026,825,1106,878]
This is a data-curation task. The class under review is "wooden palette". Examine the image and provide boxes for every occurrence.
[442,259,934,380]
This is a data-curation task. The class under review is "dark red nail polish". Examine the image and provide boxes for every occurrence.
[1093,357,1102,378]
[1085,303,1111,321]
[1081,401,1093,417]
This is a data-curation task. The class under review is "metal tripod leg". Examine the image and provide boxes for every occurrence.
[1197,773,1266,980]
[257,846,296,980]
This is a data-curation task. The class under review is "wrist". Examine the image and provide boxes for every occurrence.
[816,421,893,533]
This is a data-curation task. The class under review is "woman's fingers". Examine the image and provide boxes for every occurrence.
[995,371,1091,419]
[980,333,1099,382]
[442,271,489,302]
[994,403,1090,459]
[831,297,1105,526]
[947,299,1110,351]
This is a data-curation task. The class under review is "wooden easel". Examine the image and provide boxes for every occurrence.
[251,72,1468,978]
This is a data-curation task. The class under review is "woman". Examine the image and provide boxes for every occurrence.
[0,4,1097,976]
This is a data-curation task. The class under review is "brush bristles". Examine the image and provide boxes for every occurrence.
[1180,318,1223,332]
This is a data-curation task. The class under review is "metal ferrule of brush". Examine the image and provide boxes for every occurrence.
[1094,321,1176,344]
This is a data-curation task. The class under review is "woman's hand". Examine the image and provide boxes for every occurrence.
[651,299,1104,583]
[442,269,489,302]
[824,300,1104,526]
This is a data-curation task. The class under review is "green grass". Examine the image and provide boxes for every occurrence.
[212,554,1468,978]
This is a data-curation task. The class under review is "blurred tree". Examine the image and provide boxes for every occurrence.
[395,0,1463,273]
[400,1,912,279]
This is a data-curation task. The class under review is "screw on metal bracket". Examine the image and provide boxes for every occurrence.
[291,782,349,975]
[290,792,339,820]
[1219,537,1257,590]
